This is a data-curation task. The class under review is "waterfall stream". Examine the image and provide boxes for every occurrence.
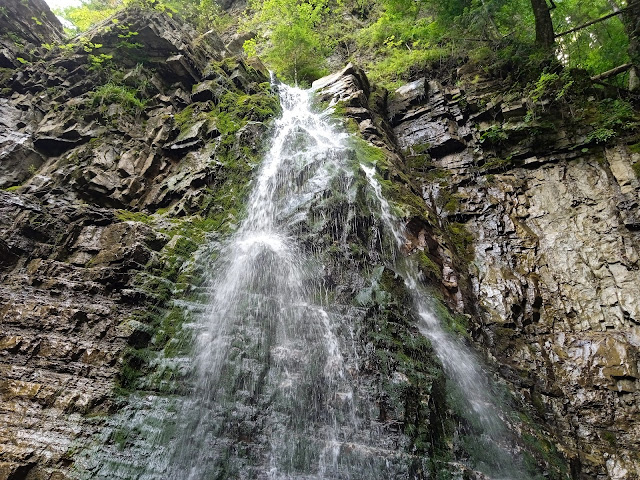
[80,83,542,480]
[361,164,532,480]
[164,82,536,479]
[167,84,376,479]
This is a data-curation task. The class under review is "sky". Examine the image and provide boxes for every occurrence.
[44,0,82,9]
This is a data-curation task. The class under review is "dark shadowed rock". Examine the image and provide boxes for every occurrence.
[0,0,63,68]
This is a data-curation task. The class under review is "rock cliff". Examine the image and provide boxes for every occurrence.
[0,0,63,69]
[1,2,639,480]
[0,4,277,479]
[314,64,640,479]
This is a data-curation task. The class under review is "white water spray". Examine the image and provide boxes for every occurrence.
[361,162,531,480]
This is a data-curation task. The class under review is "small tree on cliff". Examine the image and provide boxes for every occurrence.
[243,0,329,85]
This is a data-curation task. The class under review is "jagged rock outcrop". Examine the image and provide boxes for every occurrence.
[386,71,640,479]
[0,0,63,68]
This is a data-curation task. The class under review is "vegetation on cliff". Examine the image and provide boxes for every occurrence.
[54,0,640,91]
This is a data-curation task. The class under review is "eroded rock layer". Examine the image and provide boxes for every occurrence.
[315,63,640,479]
[0,5,277,479]
[387,71,640,478]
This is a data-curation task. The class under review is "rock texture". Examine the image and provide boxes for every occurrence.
[2,1,640,479]
[386,72,640,478]
[0,0,63,68]
[315,63,640,479]
[0,3,276,479]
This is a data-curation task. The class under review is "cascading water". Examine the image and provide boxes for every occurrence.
[361,164,532,479]
[80,81,548,480]
[164,84,410,480]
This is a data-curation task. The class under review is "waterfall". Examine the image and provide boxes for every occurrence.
[166,85,391,479]
[85,83,545,480]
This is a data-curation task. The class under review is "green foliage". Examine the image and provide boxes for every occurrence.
[554,0,629,81]
[586,127,616,144]
[90,82,147,113]
[367,47,448,89]
[116,209,154,223]
[586,98,638,144]
[88,52,114,70]
[177,77,279,139]
[244,0,330,84]
[416,251,442,280]
[479,124,509,145]
[57,0,119,32]
[481,156,512,172]
[178,0,233,32]
[530,72,560,101]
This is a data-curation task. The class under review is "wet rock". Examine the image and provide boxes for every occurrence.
[388,78,428,124]
[0,0,63,68]
[164,119,207,151]
[0,100,45,187]
[316,61,640,477]
[0,5,276,476]
[313,62,370,107]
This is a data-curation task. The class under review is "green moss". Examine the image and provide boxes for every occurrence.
[358,265,448,457]
[602,430,617,447]
[112,77,274,397]
[481,156,513,172]
[153,307,192,358]
[430,294,469,338]
[446,222,474,263]
[174,88,279,139]
[424,168,451,182]
[522,432,570,479]
[349,134,387,167]
[416,250,442,280]
[0,67,13,88]
[4,185,21,192]
[116,209,154,223]
[115,347,152,395]
[442,192,460,214]
[628,142,640,154]
[633,162,640,179]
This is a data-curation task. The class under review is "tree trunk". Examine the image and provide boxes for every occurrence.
[531,0,555,49]
[621,2,640,91]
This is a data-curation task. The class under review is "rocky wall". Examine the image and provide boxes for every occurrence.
[314,61,640,479]
[387,70,640,479]
[0,4,277,479]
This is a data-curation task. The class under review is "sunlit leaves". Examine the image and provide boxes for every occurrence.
[243,0,330,84]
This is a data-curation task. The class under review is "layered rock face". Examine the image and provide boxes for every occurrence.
[0,5,276,479]
[315,64,640,479]
[390,74,640,479]
[0,0,64,68]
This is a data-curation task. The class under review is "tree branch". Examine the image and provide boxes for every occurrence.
[591,63,632,81]
[555,8,628,37]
